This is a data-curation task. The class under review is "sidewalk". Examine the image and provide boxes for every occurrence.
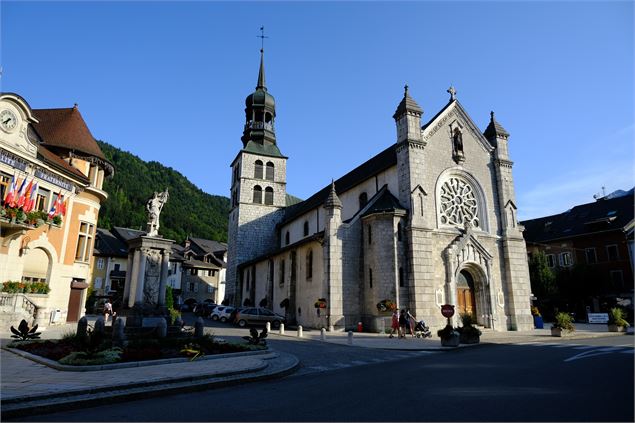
[1,321,631,419]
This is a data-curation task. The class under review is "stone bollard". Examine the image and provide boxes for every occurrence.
[347,330,353,345]
[194,317,204,337]
[266,322,271,333]
[320,327,326,341]
[328,325,334,332]
[77,316,88,338]
[112,318,126,348]
[93,317,105,337]
[157,318,167,338]
[297,325,303,338]
[279,323,285,335]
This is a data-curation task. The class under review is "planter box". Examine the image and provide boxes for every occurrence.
[551,327,574,337]
[440,332,460,347]
[459,332,480,344]
[607,324,626,332]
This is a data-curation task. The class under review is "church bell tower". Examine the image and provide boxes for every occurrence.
[226,41,288,306]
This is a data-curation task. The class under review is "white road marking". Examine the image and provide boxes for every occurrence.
[620,349,634,354]
[350,360,369,365]
[564,347,624,362]
[572,345,598,350]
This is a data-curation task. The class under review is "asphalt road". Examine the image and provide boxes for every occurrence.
[13,333,633,422]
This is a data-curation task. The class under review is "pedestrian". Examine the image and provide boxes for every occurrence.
[398,309,408,338]
[406,309,416,337]
[389,309,400,338]
[103,299,113,323]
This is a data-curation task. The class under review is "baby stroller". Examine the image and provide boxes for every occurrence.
[414,320,432,338]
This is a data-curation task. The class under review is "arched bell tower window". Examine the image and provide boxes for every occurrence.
[254,160,263,179]
[253,185,262,204]
[266,162,274,181]
[264,187,274,205]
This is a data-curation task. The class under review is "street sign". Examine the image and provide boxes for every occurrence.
[441,304,455,318]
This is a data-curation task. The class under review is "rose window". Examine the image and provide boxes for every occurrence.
[439,177,479,227]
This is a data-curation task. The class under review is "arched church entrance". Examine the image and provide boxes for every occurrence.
[456,269,476,316]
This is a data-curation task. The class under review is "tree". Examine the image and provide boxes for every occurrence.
[529,251,558,299]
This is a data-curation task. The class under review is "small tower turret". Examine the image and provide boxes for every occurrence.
[242,49,277,147]
[393,85,423,144]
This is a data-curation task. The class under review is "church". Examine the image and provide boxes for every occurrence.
[226,50,533,332]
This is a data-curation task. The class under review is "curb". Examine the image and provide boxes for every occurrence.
[1,352,300,419]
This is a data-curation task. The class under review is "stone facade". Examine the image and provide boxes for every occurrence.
[226,62,533,331]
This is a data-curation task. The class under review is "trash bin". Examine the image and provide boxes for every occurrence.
[533,315,544,329]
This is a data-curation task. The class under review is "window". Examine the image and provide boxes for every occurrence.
[559,252,572,267]
[94,277,102,289]
[610,270,624,288]
[369,268,373,288]
[303,221,309,237]
[306,249,313,280]
[0,173,10,201]
[254,160,263,179]
[279,260,285,286]
[188,282,195,292]
[74,222,95,262]
[397,223,402,242]
[114,264,120,271]
[191,268,197,275]
[207,284,213,293]
[285,231,290,245]
[266,162,274,181]
[268,259,274,283]
[585,248,597,265]
[399,267,404,287]
[368,225,372,245]
[35,187,50,212]
[606,245,619,261]
[264,187,274,205]
[253,185,262,204]
[439,176,480,228]
[96,258,104,270]
[359,192,368,209]
[546,254,556,268]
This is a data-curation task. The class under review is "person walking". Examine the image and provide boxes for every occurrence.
[103,299,113,323]
[398,309,408,338]
[389,309,400,338]
[406,309,416,337]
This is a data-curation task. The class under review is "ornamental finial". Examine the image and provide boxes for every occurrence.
[447,85,457,101]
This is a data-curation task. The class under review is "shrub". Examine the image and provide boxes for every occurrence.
[437,324,457,338]
[59,348,122,365]
[552,312,575,331]
[608,307,630,328]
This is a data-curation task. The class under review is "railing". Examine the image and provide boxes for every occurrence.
[0,293,38,319]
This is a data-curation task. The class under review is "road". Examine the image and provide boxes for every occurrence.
[10,323,633,422]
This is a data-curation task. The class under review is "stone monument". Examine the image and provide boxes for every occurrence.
[122,188,175,327]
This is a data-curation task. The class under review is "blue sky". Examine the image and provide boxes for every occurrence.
[1,1,633,220]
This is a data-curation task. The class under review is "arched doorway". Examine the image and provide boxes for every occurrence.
[456,269,476,317]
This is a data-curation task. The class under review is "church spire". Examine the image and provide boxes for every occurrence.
[256,49,267,91]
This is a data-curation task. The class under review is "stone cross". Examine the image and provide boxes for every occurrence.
[447,85,457,101]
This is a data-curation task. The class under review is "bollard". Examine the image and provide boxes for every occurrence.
[347,330,353,345]
[77,316,88,338]
[266,321,271,333]
[328,325,334,332]
[93,316,105,336]
[157,318,167,338]
[194,317,204,337]
[357,321,363,332]
[320,327,326,341]
[297,325,303,338]
[279,323,285,335]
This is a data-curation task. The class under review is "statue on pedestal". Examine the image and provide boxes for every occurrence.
[146,188,169,237]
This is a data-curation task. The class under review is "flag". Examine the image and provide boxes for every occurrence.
[16,178,33,209]
[8,177,25,208]
[24,181,38,213]
[60,195,67,216]
[2,174,17,206]
[48,192,62,218]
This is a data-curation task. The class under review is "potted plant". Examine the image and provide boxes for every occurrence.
[607,307,630,332]
[551,312,575,337]
[437,324,460,347]
[456,313,481,344]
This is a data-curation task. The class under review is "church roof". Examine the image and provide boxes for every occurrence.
[242,140,286,158]
[285,193,303,206]
[361,189,406,217]
[33,106,107,160]
[521,192,634,243]
[393,85,423,119]
[483,111,510,139]
[280,144,397,225]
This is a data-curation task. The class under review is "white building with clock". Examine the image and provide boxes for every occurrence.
[225,51,533,332]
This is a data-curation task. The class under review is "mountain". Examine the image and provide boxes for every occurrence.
[96,140,230,243]
[605,187,634,199]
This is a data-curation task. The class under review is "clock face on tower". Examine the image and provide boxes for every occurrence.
[0,109,19,133]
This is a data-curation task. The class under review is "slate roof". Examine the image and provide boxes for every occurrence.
[483,111,510,139]
[242,140,286,158]
[361,188,406,217]
[393,87,423,119]
[33,107,106,160]
[111,227,147,242]
[184,237,227,268]
[521,193,634,244]
[94,228,128,257]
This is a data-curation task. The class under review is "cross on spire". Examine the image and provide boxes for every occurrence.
[257,26,269,52]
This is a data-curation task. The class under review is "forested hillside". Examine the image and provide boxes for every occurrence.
[97,141,230,243]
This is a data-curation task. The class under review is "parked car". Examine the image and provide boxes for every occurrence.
[195,303,217,318]
[211,306,236,323]
[234,307,286,329]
